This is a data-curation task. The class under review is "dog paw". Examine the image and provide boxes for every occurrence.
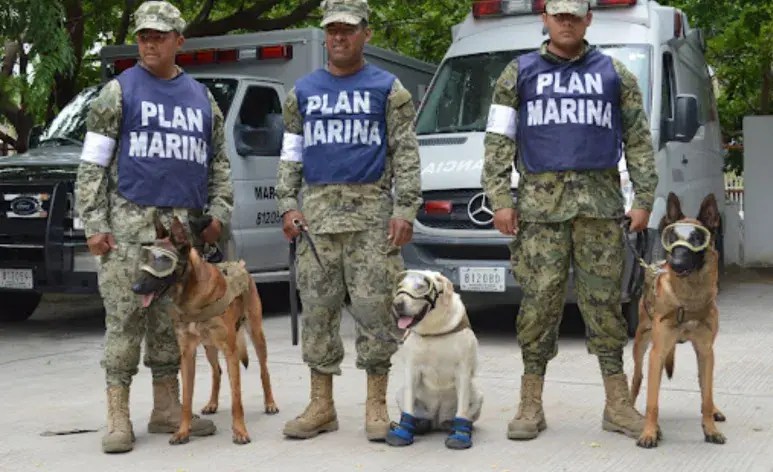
[703,425,726,445]
[265,402,279,415]
[445,417,473,450]
[233,431,251,445]
[385,413,416,447]
[169,432,190,445]
[636,431,659,449]
[713,409,726,422]
[200,403,218,415]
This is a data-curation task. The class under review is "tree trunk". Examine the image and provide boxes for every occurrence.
[48,0,86,123]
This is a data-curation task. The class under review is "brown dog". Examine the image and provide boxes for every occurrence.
[630,192,725,448]
[132,216,278,445]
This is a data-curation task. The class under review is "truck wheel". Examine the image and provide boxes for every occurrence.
[0,292,42,323]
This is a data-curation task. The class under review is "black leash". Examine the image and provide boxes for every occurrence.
[288,219,324,346]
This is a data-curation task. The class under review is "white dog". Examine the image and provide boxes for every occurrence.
[385,270,484,450]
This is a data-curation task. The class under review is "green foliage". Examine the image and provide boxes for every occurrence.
[661,0,773,174]
[1,0,75,123]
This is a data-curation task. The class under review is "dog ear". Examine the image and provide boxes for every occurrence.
[433,272,453,295]
[154,213,169,240]
[660,192,685,232]
[697,193,721,231]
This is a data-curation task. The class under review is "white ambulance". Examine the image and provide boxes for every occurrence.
[404,0,726,334]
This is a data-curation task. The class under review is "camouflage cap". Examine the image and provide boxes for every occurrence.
[320,0,371,27]
[132,1,186,34]
[545,0,590,17]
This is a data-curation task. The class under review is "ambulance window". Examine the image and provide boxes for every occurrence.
[233,85,284,157]
[661,53,675,121]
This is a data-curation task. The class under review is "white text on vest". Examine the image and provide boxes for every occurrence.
[303,91,382,147]
[527,72,613,129]
[129,101,208,165]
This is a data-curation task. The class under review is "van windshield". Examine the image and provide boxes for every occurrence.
[415,45,651,135]
[37,77,240,147]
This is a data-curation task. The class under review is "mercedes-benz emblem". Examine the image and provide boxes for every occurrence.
[467,192,494,226]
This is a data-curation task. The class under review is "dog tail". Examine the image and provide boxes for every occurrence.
[236,326,249,369]
[664,346,675,379]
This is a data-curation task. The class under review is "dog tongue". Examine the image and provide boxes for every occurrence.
[397,316,413,330]
[142,293,154,308]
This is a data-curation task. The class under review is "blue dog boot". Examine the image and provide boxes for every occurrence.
[386,412,417,446]
[445,417,473,450]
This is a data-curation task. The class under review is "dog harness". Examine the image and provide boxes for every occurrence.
[169,261,252,324]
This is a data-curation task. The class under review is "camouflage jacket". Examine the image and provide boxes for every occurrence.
[75,68,234,243]
[481,40,658,223]
[275,71,423,234]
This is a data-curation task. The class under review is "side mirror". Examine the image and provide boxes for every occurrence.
[673,94,700,142]
[28,125,44,149]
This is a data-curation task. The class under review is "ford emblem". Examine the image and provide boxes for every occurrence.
[10,196,39,216]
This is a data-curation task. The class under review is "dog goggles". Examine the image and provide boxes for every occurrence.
[139,245,178,278]
[661,222,711,253]
[396,271,434,297]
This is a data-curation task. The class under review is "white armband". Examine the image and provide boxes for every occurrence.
[486,104,517,141]
[279,132,303,162]
[80,131,116,167]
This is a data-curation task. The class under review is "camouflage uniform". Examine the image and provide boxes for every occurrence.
[276,0,423,442]
[481,0,658,440]
[75,1,232,453]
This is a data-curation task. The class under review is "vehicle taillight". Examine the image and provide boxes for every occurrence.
[257,45,293,60]
[472,0,503,18]
[176,48,239,67]
[424,201,453,215]
[113,58,137,73]
[594,0,637,7]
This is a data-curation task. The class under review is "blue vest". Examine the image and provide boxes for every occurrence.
[294,64,395,185]
[115,65,212,209]
[515,48,623,173]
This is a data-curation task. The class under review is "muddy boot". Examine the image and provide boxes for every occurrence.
[283,370,338,439]
[602,373,646,438]
[365,373,391,441]
[507,374,547,440]
[102,386,135,453]
[147,376,216,436]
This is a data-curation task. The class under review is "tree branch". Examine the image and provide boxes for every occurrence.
[114,0,138,45]
[2,41,20,78]
[193,0,218,25]
[0,129,17,149]
[184,0,322,38]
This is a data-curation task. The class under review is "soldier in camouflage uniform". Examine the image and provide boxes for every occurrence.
[481,0,658,440]
[75,1,233,453]
[276,0,423,442]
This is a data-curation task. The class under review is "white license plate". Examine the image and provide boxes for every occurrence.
[0,268,34,290]
[459,267,506,292]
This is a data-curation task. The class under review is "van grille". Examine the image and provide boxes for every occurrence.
[417,189,516,231]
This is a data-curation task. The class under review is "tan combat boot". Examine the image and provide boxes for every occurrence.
[283,370,339,439]
[147,376,216,436]
[601,373,646,438]
[507,374,547,440]
[102,386,135,453]
[365,373,391,441]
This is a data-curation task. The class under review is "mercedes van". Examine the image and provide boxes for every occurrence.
[402,0,726,334]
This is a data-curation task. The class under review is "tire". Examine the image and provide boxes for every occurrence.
[0,292,42,323]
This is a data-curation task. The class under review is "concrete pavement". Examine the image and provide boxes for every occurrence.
[1,274,773,472]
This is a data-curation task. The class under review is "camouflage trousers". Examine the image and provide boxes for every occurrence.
[295,224,403,376]
[509,217,628,377]
[97,242,180,388]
